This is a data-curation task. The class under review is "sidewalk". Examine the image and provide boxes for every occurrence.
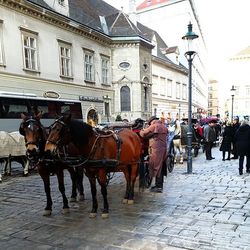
[1,147,250,250]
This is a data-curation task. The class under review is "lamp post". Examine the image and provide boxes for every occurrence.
[182,22,199,174]
[230,85,236,122]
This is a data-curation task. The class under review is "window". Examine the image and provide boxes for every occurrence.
[84,50,95,82]
[152,75,158,95]
[101,56,109,84]
[58,0,65,6]
[120,86,131,111]
[176,82,181,99]
[182,84,187,100]
[0,20,5,66]
[20,28,39,71]
[58,41,72,78]
[246,86,250,96]
[143,77,150,112]
[167,79,172,97]
[160,77,166,96]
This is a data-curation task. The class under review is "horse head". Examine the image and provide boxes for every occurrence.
[44,114,72,158]
[45,113,93,158]
[19,111,44,161]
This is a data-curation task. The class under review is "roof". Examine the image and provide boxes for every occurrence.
[27,0,149,39]
[137,0,169,11]
[26,0,185,69]
[235,46,250,57]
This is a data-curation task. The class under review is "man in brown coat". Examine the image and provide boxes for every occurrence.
[140,116,168,193]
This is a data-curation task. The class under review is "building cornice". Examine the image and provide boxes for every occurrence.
[0,0,112,46]
[0,71,114,93]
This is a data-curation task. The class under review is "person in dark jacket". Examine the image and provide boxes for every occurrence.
[219,121,234,160]
[234,120,250,175]
[139,116,168,193]
[232,117,240,159]
[203,120,217,160]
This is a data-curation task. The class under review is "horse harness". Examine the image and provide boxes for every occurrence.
[46,118,123,168]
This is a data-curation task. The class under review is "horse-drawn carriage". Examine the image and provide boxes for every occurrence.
[0,131,29,182]
[169,118,204,163]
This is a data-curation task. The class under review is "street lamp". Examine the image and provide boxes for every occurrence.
[230,85,236,122]
[182,22,199,174]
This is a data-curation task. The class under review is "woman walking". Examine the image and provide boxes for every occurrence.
[219,121,234,161]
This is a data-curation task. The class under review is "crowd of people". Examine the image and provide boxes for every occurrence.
[138,114,250,194]
[219,117,250,175]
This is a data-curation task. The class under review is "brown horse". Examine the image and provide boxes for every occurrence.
[44,114,142,218]
[19,112,85,216]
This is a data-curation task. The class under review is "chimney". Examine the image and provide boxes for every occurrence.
[129,0,137,26]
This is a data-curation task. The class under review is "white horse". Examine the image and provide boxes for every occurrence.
[0,131,29,182]
[168,120,183,164]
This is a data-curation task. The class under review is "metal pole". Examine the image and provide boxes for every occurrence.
[187,55,193,174]
[231,94,234,122]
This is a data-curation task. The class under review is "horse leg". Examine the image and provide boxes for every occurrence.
[179,144,184,164]
[127,164,138,204]
[67,167,78,202]
[6,156,11,176]
[77,167,85,201]
[98,169,109,219]
[87,173,98,218]
[122,168,130,204]
[38,166,53,216]
[56,170,70,214]
[23,157,29,176]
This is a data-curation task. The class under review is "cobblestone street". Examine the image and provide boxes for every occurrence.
[1,147,250,250]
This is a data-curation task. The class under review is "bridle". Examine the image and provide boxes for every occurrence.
[46,118,70,148]
[21,118,44,148]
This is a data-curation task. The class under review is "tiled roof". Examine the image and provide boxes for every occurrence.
[27,0,147,38]
[137,0,169,11]
[235,46,250,56]
[26,0,184,69]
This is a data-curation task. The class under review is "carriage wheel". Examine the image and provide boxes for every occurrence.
[144,162,152,188]
[140,156,152,188]
[167,142,175,173]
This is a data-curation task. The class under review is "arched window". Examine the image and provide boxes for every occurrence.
[143,77,150,112]
[120,86,131,111]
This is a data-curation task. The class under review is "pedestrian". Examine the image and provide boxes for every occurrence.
[234,120,250,175]
[219,121,234,161]
[139,116,168,193]
[232,117,240,159]
[203,120,217,160]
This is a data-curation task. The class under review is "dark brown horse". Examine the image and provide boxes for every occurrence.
[44,114,142,218]
[19,112,85,216]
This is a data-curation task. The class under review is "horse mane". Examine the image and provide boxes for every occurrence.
[69,119,93,146]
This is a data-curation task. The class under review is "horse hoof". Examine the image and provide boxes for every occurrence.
[78,195,85,201]
[62,207,69,214]
[70,197,77,202]
[23,173,28,177]
[180,161,183,164]
[127,200,134,205]
[122,199,128,204]
[89,213,97,218]
[43,210,52,216]
[101,213,109,219]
